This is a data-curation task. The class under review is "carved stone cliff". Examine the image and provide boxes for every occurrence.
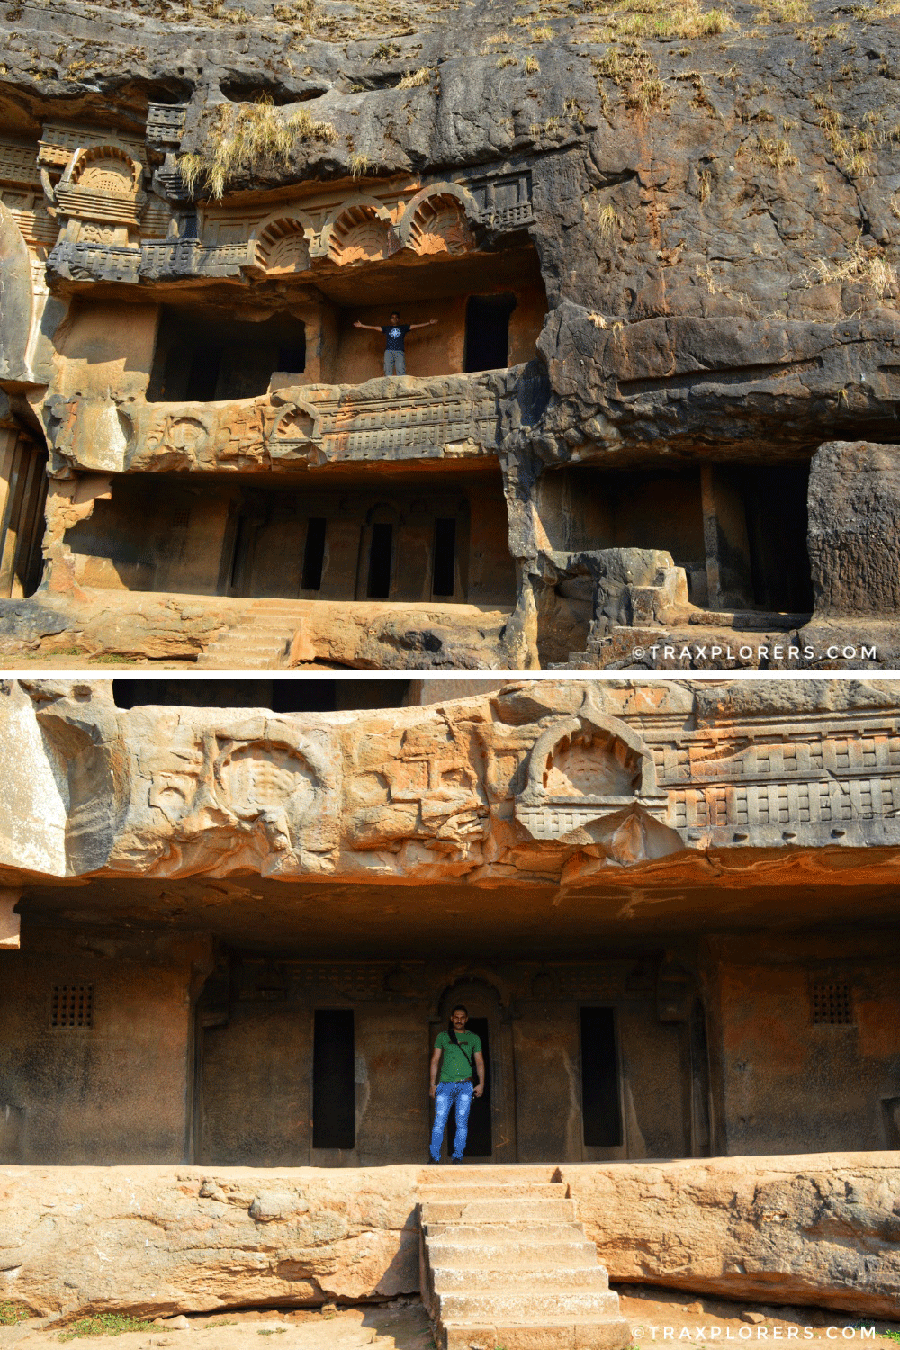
[0,0,899,667]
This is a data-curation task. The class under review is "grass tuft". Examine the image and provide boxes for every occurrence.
[179,96,335,199]
[0,1303,31,1327]
[597,203,621,240]
[57,1313,157,1340]
[397,66,431,87]
[583,0,734,39]
[805,235,897,299]
[757,134,798,170]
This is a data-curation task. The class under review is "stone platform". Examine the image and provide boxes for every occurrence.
[0,590,514,668]
[0,1157,897,1322]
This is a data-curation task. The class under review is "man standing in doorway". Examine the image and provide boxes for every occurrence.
[428,1004,484,1164]
[354,311,437,376]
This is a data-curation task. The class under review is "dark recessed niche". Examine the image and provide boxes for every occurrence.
[147,306,306,403]
[312,1009,356,1150]
[580,1007,623,1148]
[111,679,411,713]
[218,77,327,104]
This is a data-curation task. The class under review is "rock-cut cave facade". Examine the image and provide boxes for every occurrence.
[1,0,900,668]
[0,676,898,1167]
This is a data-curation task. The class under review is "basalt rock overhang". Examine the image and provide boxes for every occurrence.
[2,677,900,945]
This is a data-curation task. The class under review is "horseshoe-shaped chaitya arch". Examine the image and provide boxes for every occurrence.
[317,196,395,264]
[249,208,315,274]
[395,183,480,256]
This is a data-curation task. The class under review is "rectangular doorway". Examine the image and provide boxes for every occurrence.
[312,1009,355,1149]
[367,522,393,598]
[463,294,517,373]
[579,1007,623,1148]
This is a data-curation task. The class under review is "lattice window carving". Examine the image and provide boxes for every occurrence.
[811,982,853,1025]
[50,984,94,1029]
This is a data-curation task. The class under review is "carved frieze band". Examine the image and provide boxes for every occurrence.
[24,693,900,884]
[3,117,535,283]
[50,371,518,474]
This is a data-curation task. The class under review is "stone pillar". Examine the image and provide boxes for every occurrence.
[700,465,753,610]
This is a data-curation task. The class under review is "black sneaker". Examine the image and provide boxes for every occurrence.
[427,1156,440,1164]
[450,1157,464,1164]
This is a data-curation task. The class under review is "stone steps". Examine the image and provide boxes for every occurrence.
[424,1197,576,1222]
[431,1265,609,1290]
[197,619,292,669]
[439,1289,622,1321]
[443,1321,632,1350]
[418,1171,630,1350]
[427,1236,598,1267]
[195,596,321,668]
[422,1182,565,1200]
[426,1221,589,1243]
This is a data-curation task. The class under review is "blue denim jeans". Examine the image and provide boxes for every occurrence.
[430,1080,473,1161]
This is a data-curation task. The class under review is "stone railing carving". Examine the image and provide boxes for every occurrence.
[658,719,900,848]
[146,103,188,151]
[46,368,525,475]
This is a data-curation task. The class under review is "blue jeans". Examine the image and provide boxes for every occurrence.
[384,349,406,375]
[430,1081,473,1161]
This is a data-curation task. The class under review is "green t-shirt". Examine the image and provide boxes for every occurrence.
[435,1030,481,1083]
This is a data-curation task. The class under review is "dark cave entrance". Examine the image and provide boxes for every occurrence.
[431,517,457,598]
[366,521,394,599]
[312,1009,356,1151]
[739,464,814,613]
[148,306,306,402]
[580,1006,623,1148]
[463,293,517,373]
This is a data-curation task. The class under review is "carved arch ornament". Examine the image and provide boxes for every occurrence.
[52,142,145,237]
[244,190,479,272]
[319,195,395,265]
[145,725,341,872]
[66,144,143,196]
[250,208,314,274]
[396,183,479,256]
[515,712,683,865]
[267,394,320,448]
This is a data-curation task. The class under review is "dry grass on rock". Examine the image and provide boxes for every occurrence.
[179,97,335,198]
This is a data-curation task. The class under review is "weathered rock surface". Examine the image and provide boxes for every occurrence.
[1,1157,897,1319]
[0,1166,421,1318]
[569,1155,900,1317]
[807,442,900,619]
[6,676,900,891]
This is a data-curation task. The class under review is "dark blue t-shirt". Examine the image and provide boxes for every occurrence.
[382,324,410,351]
